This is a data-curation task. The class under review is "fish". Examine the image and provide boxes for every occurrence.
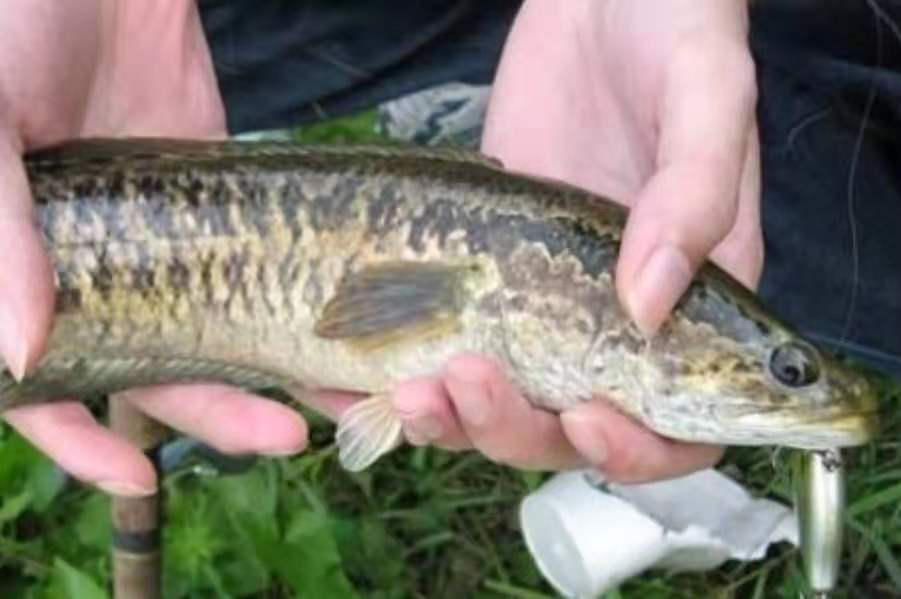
[0,137,880,472]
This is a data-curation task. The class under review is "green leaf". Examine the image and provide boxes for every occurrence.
[292,110,383,144]
[73,494,112,551]
[0,429,64,513]
[262,510,361,599]
[848,481,901,517]
[0,488,33,523]
[26,461,67,513]
[45,558,108,599]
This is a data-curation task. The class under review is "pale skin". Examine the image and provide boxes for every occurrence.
[1,0,761,495]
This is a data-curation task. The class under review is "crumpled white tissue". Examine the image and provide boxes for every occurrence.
[519,468,798,598]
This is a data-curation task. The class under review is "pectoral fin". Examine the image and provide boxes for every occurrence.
[314,261,473,350]
[336,393,404,471]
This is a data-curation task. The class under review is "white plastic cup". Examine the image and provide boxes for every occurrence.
[519,470,667,598]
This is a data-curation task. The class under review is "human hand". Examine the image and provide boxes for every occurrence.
[347,0,760,482]
[0,1,307,497]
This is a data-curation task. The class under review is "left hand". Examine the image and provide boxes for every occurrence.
[2,1,308,499]
[315,0,761,483]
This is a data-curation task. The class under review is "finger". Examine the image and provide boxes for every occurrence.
[391,377,471,451]
[443,353,586,470]
[709,123,764,290]
[120,384,307,457]
[0,140,55,379]
[303,380,473,451]
[297,389,362,423]
[3,402,157,496]
[561,401,724,484]
[616,35,758,335]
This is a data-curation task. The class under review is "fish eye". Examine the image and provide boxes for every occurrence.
[768,341,821,388]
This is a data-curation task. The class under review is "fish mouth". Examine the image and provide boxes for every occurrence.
[724,408,881,449]
[767,409,882,449]
[794,409,881,444]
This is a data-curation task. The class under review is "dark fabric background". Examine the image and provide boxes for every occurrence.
[750,1,901,373]
[198,0,521,132]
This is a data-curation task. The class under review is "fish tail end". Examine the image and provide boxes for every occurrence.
[335,392,404,472]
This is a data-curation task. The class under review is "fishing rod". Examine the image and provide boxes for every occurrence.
[109,402,167,599]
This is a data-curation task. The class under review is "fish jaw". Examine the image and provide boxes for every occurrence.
[647,381,883,450]
[706,410,880,450]
[628,400,880,451]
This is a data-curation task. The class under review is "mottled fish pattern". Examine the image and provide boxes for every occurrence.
[0,138,879,470]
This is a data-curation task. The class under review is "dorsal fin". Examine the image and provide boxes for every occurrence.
[24,137,505,175]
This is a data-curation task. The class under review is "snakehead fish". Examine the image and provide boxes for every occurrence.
[0,138,879,471]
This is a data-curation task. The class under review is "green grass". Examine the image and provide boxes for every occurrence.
[1,111,900,598]
[3,397,900,599]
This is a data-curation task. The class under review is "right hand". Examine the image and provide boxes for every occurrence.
[370,0,761,483]
[0,0,307,498]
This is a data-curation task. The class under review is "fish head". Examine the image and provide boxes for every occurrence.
[702,336,881,448]
[637,276,882,450]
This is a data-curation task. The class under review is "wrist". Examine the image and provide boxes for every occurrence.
[86,0,224,136]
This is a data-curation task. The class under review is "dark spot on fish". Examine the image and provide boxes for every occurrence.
[200,257,215,305]
[57,287,82,313]
[464,213,492,254]
[606,329,644,354]
[732,360,753,374]
[93,247,115,296]
[133,266,154,291]
[508,294,528,312]
[308,176,362,230]
[167,260,191,290]
[575,319,592,336]
[222,249,249,290]
[277,179,304,241]
[177,175,204,210]
[367,185,402,233]
[196,177,239,237]
[138,175,166,197]
[256,259,268,290]
[753,319,771,336]
[407,198,458,252]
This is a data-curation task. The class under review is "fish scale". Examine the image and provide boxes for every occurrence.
[0,137,880,471]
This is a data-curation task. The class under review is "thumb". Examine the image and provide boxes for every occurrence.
[615,35,758,335]
[0,139,55,378]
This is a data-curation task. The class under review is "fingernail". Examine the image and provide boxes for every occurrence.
[449,375,491,427]
[0,302,28,380]
[96,481,156,497]
[628,243,692,335]
[561,411,608,465]
[404,416,444,446]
